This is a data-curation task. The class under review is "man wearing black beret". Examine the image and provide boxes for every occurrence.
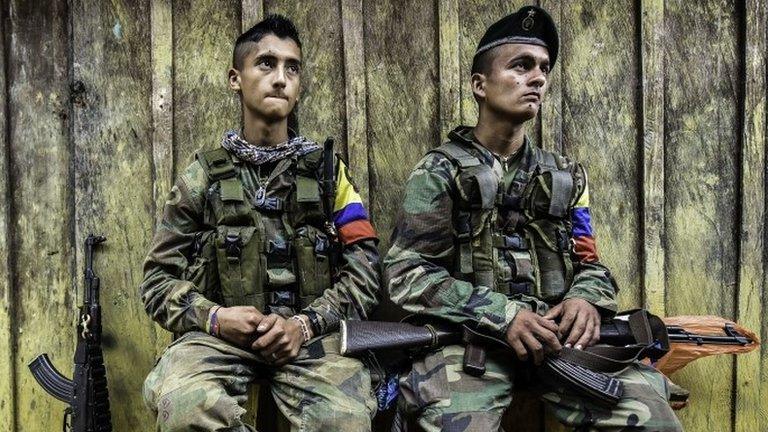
[384,5,683,431]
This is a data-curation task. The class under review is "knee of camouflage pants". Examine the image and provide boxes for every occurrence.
[398,344,515,432]
[542,362,683,432]
[271,333,376,432]
[143,332,255,432]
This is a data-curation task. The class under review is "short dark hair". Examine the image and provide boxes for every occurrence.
[232,14,302,70]
[471,48,495,76]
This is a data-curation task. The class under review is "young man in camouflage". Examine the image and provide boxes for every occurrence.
[384,6,682,431]
[140,15,379,431]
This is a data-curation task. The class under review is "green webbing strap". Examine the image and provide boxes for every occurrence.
[472,166,500,210]
[548,171,573,218]
[429,141,482,168]
[197,148,237,181]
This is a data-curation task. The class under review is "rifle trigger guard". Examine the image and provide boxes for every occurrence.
[81,313,92,339]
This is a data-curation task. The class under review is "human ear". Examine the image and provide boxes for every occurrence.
[471,72,486,100]
[228,68,241,92]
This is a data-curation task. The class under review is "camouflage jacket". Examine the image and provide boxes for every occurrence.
[384,126,617,339]
[140,140,380,336]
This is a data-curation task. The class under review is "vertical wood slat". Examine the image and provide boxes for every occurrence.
[735,1,766,431]
[437,0,460,142]
[341,0,369,205]
[364,0,439,252]
[70,0,157,429]
[173,0,240,168]
[640,0,666,316]
[241,0,264,31]
[558,0,643,310]
[0,1,16,429]
[9,1,74,430]
[539,0,562,154]
[664,2,740,430]
[150,0,175,359]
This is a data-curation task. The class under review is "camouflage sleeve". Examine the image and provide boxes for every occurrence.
[562,167,618,316]
[139,161,218,333]
[384,153,527,339]
[301,159,380,334]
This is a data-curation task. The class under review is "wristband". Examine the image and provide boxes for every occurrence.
[289,315,312,343]
[207,306,222,337]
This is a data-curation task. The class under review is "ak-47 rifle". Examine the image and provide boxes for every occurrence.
[28,234,112,432]
[340,310,758,407]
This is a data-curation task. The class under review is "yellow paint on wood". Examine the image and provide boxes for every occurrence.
[9,1,75,430]
[640,0,667,316]
[266,0,348,159]
[539,0,563,154]
[559,0,642,311]
[438,0,461,141]
[70,0,160,429]
[241,0,264,31]
[341,0,370,205]
[735,1,767,431]
[664,2,740,430]
[173,0,240,168]
[0,6,15,431]
[364,0,438,252]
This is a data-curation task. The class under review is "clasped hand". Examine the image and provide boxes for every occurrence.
[505,298,600,365]
[216,306,306,366]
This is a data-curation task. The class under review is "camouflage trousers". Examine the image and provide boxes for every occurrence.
[398,344,683,432]
[143,331,377,431]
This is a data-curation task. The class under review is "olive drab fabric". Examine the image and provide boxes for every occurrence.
[192,146,331,312]
[385,126,618,338]
[385,126,682,431]
[140,137,380,337]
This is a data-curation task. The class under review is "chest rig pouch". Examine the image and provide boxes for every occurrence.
[191,147,335,312]
[431,140,583,303]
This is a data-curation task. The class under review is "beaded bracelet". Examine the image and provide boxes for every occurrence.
[289,315,312,343]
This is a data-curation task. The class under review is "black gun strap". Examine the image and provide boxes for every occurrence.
[560,309,670,373]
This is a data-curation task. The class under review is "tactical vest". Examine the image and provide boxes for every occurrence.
[430,137,586,302]
[183,147,336,312]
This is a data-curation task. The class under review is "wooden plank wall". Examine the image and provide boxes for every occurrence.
[0,0,765,431]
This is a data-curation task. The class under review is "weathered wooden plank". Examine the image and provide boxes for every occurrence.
[0,2,16,430]
[364,0,438,251]
[265,0,348,157]
[7,1,74,430]
[538,0,563,154]
[340,0,370,204]
[559,0,641,311]
[438,0,460,142]
[735,1,766,431]
[173,0,240,169]
[640,0,667,317]
[664,1,740,430]
[241,0,264,31]
[70,0,157,429]
[150,0,174,359]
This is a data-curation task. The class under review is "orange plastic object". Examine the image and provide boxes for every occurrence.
[654,315,760,375]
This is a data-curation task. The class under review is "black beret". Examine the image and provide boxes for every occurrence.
[474,5,559,67]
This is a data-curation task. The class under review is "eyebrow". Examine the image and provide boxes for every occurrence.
[253,51,302,66]
[507,53,550,67]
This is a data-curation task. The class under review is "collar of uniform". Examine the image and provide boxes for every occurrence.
[448,125,532,166]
